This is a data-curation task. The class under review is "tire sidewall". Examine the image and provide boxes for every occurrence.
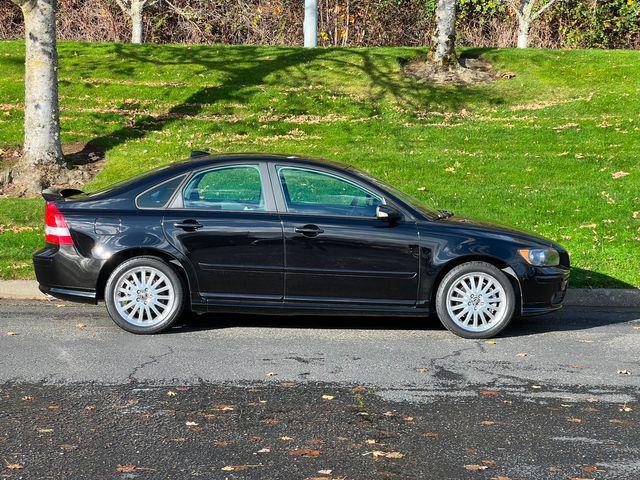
[435,261,515,339]
[105,256,184,334]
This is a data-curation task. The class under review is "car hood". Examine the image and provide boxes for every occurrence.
[435,215,564,250]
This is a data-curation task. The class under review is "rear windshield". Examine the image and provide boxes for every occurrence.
[82,165,172,198]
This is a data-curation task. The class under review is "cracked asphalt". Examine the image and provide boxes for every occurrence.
[1,300,639,479]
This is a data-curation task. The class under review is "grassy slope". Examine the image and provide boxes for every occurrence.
[0,41,638,287]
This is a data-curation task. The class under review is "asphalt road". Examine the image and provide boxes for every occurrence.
[1,300,639,479]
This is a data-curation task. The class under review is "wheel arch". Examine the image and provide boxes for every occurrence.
[96,248,192,302]
[430,255,523,315]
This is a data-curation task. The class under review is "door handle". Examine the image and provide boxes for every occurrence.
[294,225,324,237]
[174,220,203,231]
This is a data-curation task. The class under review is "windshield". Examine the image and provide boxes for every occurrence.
[351,167,440,219]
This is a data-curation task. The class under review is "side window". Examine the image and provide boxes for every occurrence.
[277,167,383,217]
[137,175,185,209]
[182,165,265,211]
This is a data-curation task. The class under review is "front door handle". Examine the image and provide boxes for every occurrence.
[174,219,203,231]
[294,224,324,237]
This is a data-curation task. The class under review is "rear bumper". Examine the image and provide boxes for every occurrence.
[33,246,99,305]
[520,265,570,316]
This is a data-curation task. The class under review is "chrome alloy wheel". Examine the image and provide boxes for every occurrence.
[445,272,507,332]
[113,266,176,327]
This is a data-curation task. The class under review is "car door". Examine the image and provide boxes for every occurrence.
[270,164,420,307]
[163,163,284,303]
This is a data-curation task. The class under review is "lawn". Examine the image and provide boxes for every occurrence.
[0,41,638,287]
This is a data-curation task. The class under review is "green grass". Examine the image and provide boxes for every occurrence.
[1,41,639,287]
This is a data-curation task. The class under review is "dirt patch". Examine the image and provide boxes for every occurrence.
[0,142,105,198]
[404,55,515,85]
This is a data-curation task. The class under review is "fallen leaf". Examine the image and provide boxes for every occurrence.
[633,211,639,219]
[166,391,176,397]
[368,450,404,459]
[567,417,582,423]
[280,436,293,441]
[479,390,500,396]
[322,395,335,401]
[463,447,477,454]
[547,466,561,472]
[221,464,261,471]
[490,476,511,480]
[365,439,377,444]
[21,396,34,401]
[59,444,78,451]
[465,464,489,471]
[213,404,234,412]
[76,323,87,329]
[382,411,395,416]
[516,352,528,357]
[610,418,633,425]
[415,368,428,373]
[5,462,23,470]
[582,466,600,473]
[37,428,53,433]
[257,448,271,453]
[480,420,495,426]
[116,464,136,473]
[318,470,333,475]
[570,364,587,369]
[532,385,542,389]
[266,372,277,377]
[612,171,629,179]
[417,186,427,191]
[422,431,440,437]
[617,369,631,375]
[48,403,60,410]
[352,386,367,392]
[445,166,456,173]
[403,416,414,422]
[486,340,497,345]
[501,71,517,79]
[6,331,18,336]
[262,418,280,425]
[185,421,199,427]
[619,404,632,412]
[289,448,321,457]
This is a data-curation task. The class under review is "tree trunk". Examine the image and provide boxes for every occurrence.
[431,0,457,68]
[130,0,144,44]
[303,0,317,48]
[20,0,63,193]
[517,19,531,48]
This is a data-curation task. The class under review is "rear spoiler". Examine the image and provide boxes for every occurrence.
[41,188,85,202]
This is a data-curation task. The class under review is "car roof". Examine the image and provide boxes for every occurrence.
[177,153,353,172]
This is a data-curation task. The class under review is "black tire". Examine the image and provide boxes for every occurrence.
[105,256,185,334]
[435,261,515,339]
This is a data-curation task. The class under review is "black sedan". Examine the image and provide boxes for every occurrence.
[33,153,569,338]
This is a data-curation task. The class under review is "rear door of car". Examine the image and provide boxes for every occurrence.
[162,162,284,304]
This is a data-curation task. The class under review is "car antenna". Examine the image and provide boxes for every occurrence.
[190,150,210,159]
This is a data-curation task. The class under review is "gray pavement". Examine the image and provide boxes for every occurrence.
[1,300,639,479]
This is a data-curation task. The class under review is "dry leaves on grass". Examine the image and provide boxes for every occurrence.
[612,171,629,179]
[289,448,321,457]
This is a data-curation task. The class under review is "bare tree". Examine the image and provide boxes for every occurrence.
[115,0,156,43]
[430,0,457,68]
[504,0,559,48]
[303,0,317,48]
[10,0,63,194]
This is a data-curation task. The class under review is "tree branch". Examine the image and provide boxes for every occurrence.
[531,0,558,21]
[114,0,130,15]
[163,0,203,35]
[501,0,524,23]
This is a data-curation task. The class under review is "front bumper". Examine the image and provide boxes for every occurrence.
[520,265,570,316]
[33,245,99,304]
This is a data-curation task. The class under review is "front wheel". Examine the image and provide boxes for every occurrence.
[105,256,184,334]
[435,261,515,339]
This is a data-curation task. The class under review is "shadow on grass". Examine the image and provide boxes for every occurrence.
[72,44,506,158]
[570,268,636,289]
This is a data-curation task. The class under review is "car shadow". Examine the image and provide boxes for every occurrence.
[167,304,640,337]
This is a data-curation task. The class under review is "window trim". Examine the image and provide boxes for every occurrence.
[168,163,277,213]
[135,174,188,210]
[271,164,390,220]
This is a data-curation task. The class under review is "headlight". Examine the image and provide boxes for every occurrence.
[518,248,560,266]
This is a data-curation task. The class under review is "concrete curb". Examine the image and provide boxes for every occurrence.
[0,280,638,308]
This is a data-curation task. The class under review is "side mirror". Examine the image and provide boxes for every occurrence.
[376,205,402,223]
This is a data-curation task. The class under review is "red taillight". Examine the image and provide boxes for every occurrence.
[44,202,73,245]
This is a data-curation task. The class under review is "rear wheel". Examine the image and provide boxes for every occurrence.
[105,256,184,334]
[435,261,515,339]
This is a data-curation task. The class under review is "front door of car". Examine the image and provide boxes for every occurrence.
[163,163,284,303]
[271,165,420,306]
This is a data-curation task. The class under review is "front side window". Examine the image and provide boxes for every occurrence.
[277,166,383,217]
[182,165,265,211]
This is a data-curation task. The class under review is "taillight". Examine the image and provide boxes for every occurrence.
[44,202,73,245]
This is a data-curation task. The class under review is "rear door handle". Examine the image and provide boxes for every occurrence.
[174,220,203,231]
[294,225,324,237]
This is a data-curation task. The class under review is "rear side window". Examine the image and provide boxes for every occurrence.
[182,165,265,211]
[136,175,185,209]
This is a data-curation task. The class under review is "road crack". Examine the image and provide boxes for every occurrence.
[127,345,175,384]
